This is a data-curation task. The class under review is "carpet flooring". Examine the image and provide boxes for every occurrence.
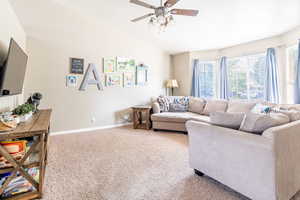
[41,126,299,200]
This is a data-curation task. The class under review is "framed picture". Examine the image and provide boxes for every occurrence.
[136,64,148,86]
[106,73,123,87]
[123,72,135,88]
[116,57,135,72]
[103,58,116,73]
[70,58,84,74]
[66,75,77,87]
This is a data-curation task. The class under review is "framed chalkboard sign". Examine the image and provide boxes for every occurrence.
[70,58,84,74]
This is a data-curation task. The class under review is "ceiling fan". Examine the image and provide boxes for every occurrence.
[130,0,199,30]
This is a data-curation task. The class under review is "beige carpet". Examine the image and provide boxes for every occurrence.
[41,126,299,200]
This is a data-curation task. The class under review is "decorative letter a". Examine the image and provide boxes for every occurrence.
[79,63,103,91]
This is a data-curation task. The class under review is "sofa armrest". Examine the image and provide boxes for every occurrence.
[262,120,300,200]
[152,102,160,114]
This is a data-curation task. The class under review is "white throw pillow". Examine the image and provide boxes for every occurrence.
[239,113,290,135]
[188,97,206,114]
[227,101,256,113]
[202,99,228,116]
[210,112,245,129]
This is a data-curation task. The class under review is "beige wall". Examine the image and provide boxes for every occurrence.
[172,26,300,103]
[23,9,170,132]
[0,0,26,112]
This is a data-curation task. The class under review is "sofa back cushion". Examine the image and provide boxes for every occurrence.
[188,97,206,114]
[210,112,245,129]
[202,99,228,116]
[227,101,256,113]
[239,113,290,135]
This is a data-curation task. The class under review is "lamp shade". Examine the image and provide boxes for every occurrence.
[166,80,179,88]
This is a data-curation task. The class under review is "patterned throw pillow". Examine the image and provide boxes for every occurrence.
[157,96,171,112]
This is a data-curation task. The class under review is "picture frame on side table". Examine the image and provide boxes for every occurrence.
[106,73,123,87]
[136,64,148,86]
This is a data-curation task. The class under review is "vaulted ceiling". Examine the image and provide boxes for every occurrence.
[10,0,300,54]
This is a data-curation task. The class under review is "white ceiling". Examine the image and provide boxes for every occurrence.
[10,0,300,54]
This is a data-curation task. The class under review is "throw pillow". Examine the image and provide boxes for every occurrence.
[273,109,300,122]
[202,99,228,116]
[169,103,187,112]
[239,113,290,135]
[227,101,256,113]
[157,96,171,112]
[210,112,245,129]
[188,97,206,114]
[251,103,272,114]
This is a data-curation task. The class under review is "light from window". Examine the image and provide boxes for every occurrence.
[228,54,266,100]
[198,62,216,98]
[286,46,298,103]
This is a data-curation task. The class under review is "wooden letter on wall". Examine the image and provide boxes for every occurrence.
[79,63,104,91]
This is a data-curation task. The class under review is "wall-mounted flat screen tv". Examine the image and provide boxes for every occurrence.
[0,38,28,96]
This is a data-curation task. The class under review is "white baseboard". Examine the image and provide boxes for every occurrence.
[51,122,132,136]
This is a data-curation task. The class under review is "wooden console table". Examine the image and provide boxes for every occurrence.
[0,109,52,200]
[132,106,151,130]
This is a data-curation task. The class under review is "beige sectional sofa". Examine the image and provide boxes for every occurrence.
[151,96,300,200]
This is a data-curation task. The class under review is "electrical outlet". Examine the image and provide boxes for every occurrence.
[91,117,96,124]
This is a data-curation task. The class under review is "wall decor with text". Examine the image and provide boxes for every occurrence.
[70,58,84,74]
[116,57,135,72]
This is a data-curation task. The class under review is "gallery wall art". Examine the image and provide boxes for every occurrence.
[136,64,148,86]
[116,57,135,72]
[70,58,84,74]
[66,75,77,87]
[67,57,149,91]
[106,73,123,87]
[123,72,135,88]
[103,58,116,73]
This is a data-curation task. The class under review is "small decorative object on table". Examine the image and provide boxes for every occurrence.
[12,103,35,122]
[26,92,43,112]
[132,105,152,130]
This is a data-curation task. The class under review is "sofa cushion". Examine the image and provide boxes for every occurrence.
[210,112,245,129]
[239,113,290,135]
[151,112,209,123]
[202,99,228,116]
[251,103,272,114]
[274,109,300,122]
[188,97,206,114]
[227,101,256,113]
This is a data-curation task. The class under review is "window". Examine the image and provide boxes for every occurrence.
[195,61,216,98]
[286,46,299,103]
[228,54,266,100]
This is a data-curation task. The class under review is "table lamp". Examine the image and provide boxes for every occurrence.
[166,80,179,96]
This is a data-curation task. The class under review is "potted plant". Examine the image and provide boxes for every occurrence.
[12,103,35,122]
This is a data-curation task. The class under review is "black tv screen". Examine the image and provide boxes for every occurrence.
[0,38,28,96]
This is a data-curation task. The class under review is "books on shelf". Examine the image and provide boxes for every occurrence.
[0,141,27,168]
[0,167,39,198]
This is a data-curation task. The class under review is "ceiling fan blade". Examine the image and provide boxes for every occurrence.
[131,13,154,22]
[164,0,180,8]
[170,9,199,16]
[130,0,156,9]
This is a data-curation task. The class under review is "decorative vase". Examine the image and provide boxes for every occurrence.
[19,112,33,122]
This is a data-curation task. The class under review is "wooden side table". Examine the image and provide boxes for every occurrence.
[132,106,152,130]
